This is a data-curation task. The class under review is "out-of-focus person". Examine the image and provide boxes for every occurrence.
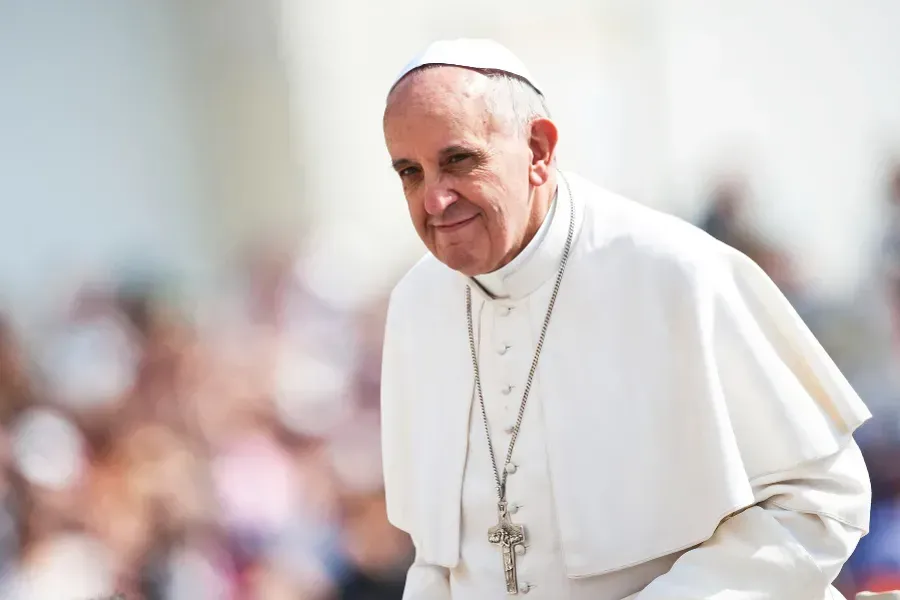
[699,176,749,249]
[0,317,35,425]
[883,164,900,348]
[699,176,803,302]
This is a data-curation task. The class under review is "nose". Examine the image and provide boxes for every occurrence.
[423,180,457,216]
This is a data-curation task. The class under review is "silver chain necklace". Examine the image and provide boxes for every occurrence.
[465,174,576,595]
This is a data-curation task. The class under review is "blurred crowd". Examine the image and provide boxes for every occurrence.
[0,246,412,599]
[0,164,898,600]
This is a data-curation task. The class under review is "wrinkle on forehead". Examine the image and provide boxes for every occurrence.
[384,66,496,132]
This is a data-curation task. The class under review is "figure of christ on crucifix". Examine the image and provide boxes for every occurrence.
[488,501,526,594]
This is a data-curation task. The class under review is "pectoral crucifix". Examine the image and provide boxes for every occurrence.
[488,500,526,594]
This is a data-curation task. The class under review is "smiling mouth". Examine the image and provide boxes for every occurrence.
[433,215,478,233]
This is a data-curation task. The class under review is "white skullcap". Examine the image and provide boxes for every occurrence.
[389,38,543,98]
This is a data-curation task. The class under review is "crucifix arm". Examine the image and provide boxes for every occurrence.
[402,545,452,600]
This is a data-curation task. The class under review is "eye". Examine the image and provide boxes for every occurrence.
[447,153,470,164]
[398,166,421,178]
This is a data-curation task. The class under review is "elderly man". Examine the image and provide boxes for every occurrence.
[379,39,872,599]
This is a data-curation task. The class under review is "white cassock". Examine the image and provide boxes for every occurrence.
[380,171,873,599]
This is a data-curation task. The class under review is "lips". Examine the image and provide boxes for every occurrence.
[434,214,478,232]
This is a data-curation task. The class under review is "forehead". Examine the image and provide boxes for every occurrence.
[384,67,496,149]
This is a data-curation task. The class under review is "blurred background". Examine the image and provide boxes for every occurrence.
[0,0,899,598]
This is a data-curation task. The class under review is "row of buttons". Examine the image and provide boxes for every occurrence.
[494,302,531,594]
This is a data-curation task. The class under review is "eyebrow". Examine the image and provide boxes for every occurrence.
[439,144,477,158]
[391,158,414,171]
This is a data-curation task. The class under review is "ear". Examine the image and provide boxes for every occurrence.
[528,118,559,186]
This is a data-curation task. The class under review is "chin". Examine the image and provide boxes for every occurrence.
[435,249,489,277]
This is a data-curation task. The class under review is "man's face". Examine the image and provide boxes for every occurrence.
[383,67,535,276]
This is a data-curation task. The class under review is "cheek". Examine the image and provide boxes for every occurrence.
[482,213,513,253]
[472,193,509,236]
[403,192,430,234]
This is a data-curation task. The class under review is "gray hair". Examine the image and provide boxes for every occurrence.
[482,71,552,137]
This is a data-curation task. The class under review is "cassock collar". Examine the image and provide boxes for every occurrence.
[469,172,574,301]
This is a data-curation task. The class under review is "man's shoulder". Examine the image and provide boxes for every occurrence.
[571,173,732,280]
[387,252,457,313]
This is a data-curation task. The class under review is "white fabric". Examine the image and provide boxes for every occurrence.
[451,267,684,599]
[402,444,869,600]
[626,438,870,600]
[456,276,570,596]
[380,170,872,598]
[388,38,544,98]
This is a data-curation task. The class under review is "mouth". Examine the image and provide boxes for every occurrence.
[433,214,478,234]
